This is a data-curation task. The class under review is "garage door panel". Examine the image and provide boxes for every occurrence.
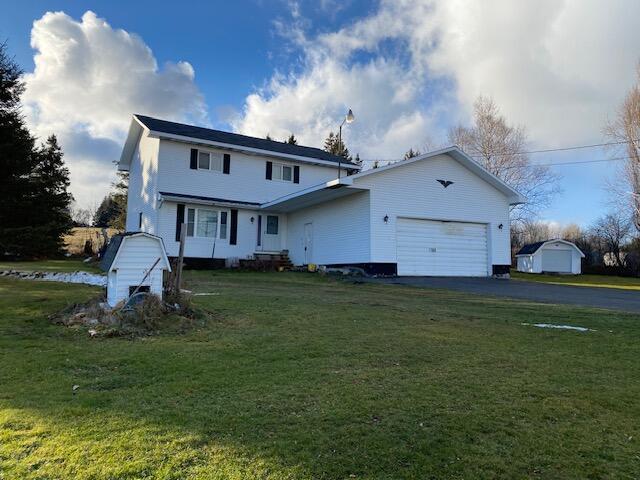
[541,249,572,273]
[397,219,488,276]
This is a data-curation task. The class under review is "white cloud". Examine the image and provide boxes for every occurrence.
[23,11,208,207]
[234,0,640,161]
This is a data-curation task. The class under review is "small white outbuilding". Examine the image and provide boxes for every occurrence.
[515,239,584,275]
[100,232,171,307]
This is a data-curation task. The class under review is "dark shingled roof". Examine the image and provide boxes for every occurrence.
[100,232,152,271]
[135,114,359,167]
[100,234,126,271]
[159,192,261,206]
[515,241,547,256]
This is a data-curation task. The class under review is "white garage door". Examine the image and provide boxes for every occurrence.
[541,249,572,273]
[396,218,488,276]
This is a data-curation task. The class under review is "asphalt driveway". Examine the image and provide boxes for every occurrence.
[366,276,640,314]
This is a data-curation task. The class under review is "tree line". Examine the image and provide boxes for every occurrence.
[0,43,73,258]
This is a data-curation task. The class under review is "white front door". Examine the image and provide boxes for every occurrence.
[396,218,489,276]
[261,214,281,252]
[304,222,313,264]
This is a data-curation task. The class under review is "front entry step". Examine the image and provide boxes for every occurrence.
[240,250,293,270]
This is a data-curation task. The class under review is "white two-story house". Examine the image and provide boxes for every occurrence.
[119,114,524,276]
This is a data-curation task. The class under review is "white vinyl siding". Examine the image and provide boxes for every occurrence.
[157,203,266,259]
[286,191,370,265]
[396,219,488,276]
[125,134,160,233]
[106,234,169,307]
[517,241,582,274]
[353,154,511,269]
[157,139,345,204]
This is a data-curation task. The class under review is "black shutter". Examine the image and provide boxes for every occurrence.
[190,148,198,169]
[265,161,272,180]
[293,165,300,184]
[175,204,185,241]
[230,209,238,245]
[223,153,230,174]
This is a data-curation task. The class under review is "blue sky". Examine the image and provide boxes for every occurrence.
[2,1,639,226]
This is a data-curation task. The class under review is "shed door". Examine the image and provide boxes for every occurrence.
[396,218,488,276]
[541,250,572,273]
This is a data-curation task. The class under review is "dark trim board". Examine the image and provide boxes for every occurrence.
[170,257,226,270]
[492,264,511,275]
[324,263,398,277]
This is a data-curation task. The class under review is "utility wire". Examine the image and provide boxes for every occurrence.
[469,139,638,157]
[501,156,631,169]
[359,155,634,169]
[359,138,639,164]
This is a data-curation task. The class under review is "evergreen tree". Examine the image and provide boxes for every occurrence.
[93,196,119,228]
[0,43,73,257]
[286,134,298,145]
[403,148,420,160]
[323,131,352,160]
[29,135,74,256]
[109,171,128,230]
[0,43,38,256]
[93,171,128,229]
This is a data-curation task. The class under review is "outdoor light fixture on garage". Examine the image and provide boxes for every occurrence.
[384,215,389,223]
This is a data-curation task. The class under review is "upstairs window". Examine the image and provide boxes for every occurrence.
[272,163,293,182]
[197,151,223,172]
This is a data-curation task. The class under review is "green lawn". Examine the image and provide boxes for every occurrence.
[1,271,639,479]
[512,270,640,291]
[0,258,101,273]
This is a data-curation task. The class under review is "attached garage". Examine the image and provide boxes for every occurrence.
[396,219,488,276]
[516,239,584,275]
[264,147,525,277]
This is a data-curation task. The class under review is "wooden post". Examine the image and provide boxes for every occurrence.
[175,223,186,294]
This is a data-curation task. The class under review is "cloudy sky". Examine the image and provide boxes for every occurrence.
[3,0,640,225]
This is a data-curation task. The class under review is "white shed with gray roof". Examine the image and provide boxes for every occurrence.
[101,232,171,307]
[515,239,584,274]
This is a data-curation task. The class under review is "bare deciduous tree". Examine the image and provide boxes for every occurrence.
[70,201,98,227]
[449,96,561,224]
[605,66,640,231]
[590,212,632,267]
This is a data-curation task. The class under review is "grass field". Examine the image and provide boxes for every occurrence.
[0,258,101,273]
[1,270,639,479]
[512,270,640,291]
